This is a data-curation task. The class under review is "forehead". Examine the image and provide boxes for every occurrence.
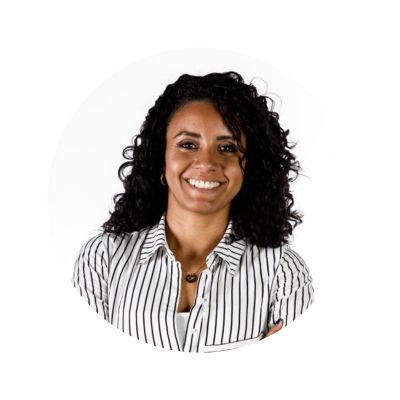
[166,100,246,143]
[167,101,226,129]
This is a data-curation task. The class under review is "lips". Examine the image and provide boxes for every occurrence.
[184,179,225,193]
[184,178,225,184]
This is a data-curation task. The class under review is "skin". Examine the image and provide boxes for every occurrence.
[265,320,284,337]
[163,100,283,337]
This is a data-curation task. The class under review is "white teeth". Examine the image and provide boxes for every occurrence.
[188,179,221,189]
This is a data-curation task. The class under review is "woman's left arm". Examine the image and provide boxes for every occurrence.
[267,245,315,333]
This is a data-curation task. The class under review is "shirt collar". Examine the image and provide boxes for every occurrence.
[139,211,247,275]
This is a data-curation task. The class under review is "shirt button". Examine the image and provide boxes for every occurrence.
[192,328,198,334]
[202,298,208,304]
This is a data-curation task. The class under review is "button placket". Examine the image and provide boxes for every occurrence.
[189,273,207,333]
[181,268,210,351]
[194,269,212,341]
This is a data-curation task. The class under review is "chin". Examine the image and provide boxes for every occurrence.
[184,201,229,215]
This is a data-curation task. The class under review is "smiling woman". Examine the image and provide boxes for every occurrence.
[71,71,315,353]
[165,101,246,223]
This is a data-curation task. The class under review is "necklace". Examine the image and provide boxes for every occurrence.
[182,262,206,283]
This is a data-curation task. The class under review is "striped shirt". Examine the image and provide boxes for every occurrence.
[71,211,315,352]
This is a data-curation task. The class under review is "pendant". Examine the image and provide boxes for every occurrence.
[185,273,197,283]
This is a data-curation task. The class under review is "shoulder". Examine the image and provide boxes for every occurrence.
[243,241,290,278]
[280,244,308,266]
[94,226,153,258]
[249,242,309,276]
[275,243,311,278]
[76,231,104,257]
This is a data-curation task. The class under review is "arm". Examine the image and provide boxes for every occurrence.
[71,233,110,321]
[267,245,315,334]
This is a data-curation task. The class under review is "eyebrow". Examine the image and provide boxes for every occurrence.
[173,130,235,140]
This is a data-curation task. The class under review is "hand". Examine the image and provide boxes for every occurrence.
[265,320,284,338]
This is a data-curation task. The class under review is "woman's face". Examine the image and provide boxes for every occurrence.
[164,100,247,216]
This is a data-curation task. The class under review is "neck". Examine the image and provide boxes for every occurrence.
[165,208,230,262]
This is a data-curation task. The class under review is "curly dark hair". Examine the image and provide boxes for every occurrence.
[102,71,304,248]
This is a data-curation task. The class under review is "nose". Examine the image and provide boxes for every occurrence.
[193,146,218,170]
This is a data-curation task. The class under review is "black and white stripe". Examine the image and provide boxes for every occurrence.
[72,211,315,352]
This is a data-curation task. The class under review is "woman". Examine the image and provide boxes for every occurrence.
[71,71,315,352]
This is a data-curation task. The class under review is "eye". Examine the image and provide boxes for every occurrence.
[177,141,238,153]
[178,141,197,150]
[219,144,237,153]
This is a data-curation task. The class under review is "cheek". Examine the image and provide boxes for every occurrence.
[227,160,245,178]
[165,149,189,173]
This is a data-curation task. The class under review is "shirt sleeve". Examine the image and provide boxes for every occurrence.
[268,245,315,331]
[71,233,109,322]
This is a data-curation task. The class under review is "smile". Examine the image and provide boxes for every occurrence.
[184,179,224,192]
[188,179,221,189]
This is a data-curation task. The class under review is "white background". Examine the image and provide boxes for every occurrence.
[1,1,399,399]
